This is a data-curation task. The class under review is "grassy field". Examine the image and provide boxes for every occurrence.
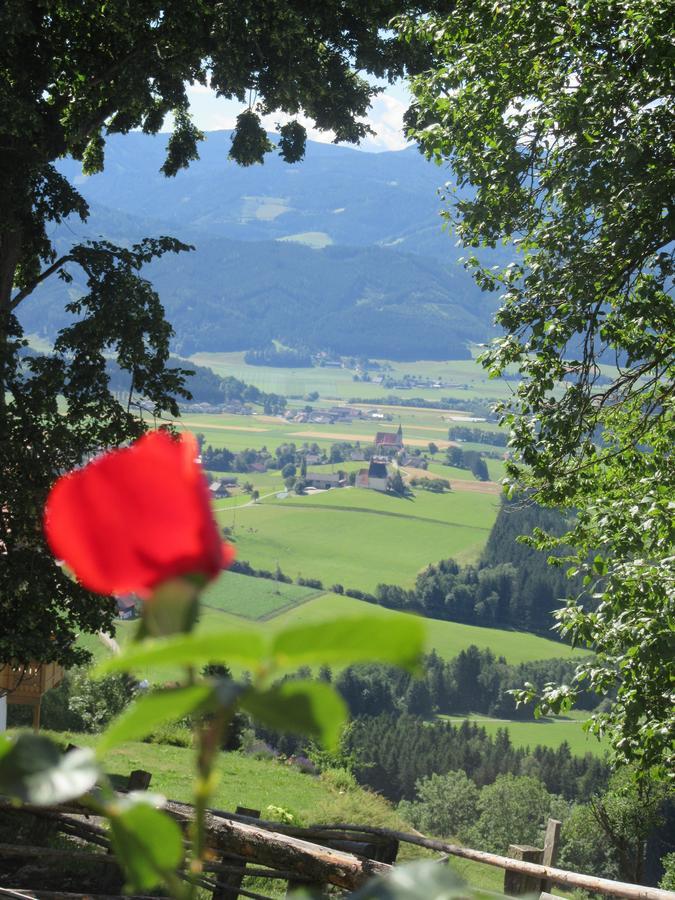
[83,585,588,685]
[36,731,512,891]
[218,491,496,591]
[187,351,513,403]
[438,713,607,757]
[41,731,406,830]
[202,572,324,619]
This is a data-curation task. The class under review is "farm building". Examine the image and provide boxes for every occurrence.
[116,595,138,620]
[374,424,403,452]
[209,481,231,499]
[305,471,346,490]
[356,459,389,492]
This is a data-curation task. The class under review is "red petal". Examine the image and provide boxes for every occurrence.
[44,431,234,596]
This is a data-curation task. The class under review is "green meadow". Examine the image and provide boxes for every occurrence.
[83,576,588,684]
[439,714,607,757]
[217,486,497,592]
[202,572,323,619]
[187,351,513,403]
[40,731,406,831]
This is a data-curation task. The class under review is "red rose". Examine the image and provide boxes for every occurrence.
[44,431,234,597]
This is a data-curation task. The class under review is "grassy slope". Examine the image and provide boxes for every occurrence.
[43,731,405,830]
[40,730,507,890]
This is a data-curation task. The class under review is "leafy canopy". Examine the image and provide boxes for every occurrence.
[0,0,443,663]
[399,0,674,776]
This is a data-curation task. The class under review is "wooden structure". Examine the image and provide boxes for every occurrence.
[0,660,64,730]
[503,818,562,896]
[0,782,673,900]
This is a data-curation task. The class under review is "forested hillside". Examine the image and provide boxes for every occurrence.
[344,497,581,635]
[53,131,482,258]
[17,132,504,360]
[20,202,496,359]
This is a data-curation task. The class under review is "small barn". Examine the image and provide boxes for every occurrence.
[304,471,345,490]
[209,481,230,499]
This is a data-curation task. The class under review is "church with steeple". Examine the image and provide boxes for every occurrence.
[374,424,403,452]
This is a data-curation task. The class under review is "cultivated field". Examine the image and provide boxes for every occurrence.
[187,351,514,403]
[177,410,489,455]
[202,572,323,619]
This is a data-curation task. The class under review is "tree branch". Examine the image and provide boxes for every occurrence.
[10,255,75,310]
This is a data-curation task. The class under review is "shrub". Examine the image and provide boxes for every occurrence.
[143,723,193,748]
[266,805,299,825]
[322,767,359,793]
[288,755,318,775]
[660,853,675,891]
[7,668,136,733]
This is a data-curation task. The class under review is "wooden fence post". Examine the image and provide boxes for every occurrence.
[540,819,562,894]
[212,806,260,900]
[127,770,152,791]
[503,845,543,896]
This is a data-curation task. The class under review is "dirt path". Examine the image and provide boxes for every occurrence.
[98,631,120,655]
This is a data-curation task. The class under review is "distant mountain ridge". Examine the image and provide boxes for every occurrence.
[56,130,460,256]
[19,132,503,360]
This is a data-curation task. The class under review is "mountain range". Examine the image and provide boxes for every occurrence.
[20,131,504,360]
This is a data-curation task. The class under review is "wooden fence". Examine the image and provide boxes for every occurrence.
[0,768,673,900]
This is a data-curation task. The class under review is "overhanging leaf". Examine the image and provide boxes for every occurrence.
[0,734,99,805]
[94,628,265,676]
[108,800,183,891]
[271,616,426,672]
[240,680,347,751]
[97,683,214,755]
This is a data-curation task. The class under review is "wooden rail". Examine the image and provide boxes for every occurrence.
[2,790,674,900]
[314,824,675,900]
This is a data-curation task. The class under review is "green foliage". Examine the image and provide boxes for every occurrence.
[108,797,184,893]
[0,733,99,805]
[659,853,675,891]
[278,121,307,164]
[97,684,217,754]
[96,628,266,676]
[350,860,492,900]
[345,715,607,804]
[398,770,479,839]
[67,669,137,732]
[557,802,620,881]
[467,774,557,854]
[241,680,347,752]
[229,110,275,166]
[270,616,425,672]
[401,0,675,775]
[584,766,671,883]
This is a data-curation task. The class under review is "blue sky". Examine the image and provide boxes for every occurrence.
[184,80,413,153]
